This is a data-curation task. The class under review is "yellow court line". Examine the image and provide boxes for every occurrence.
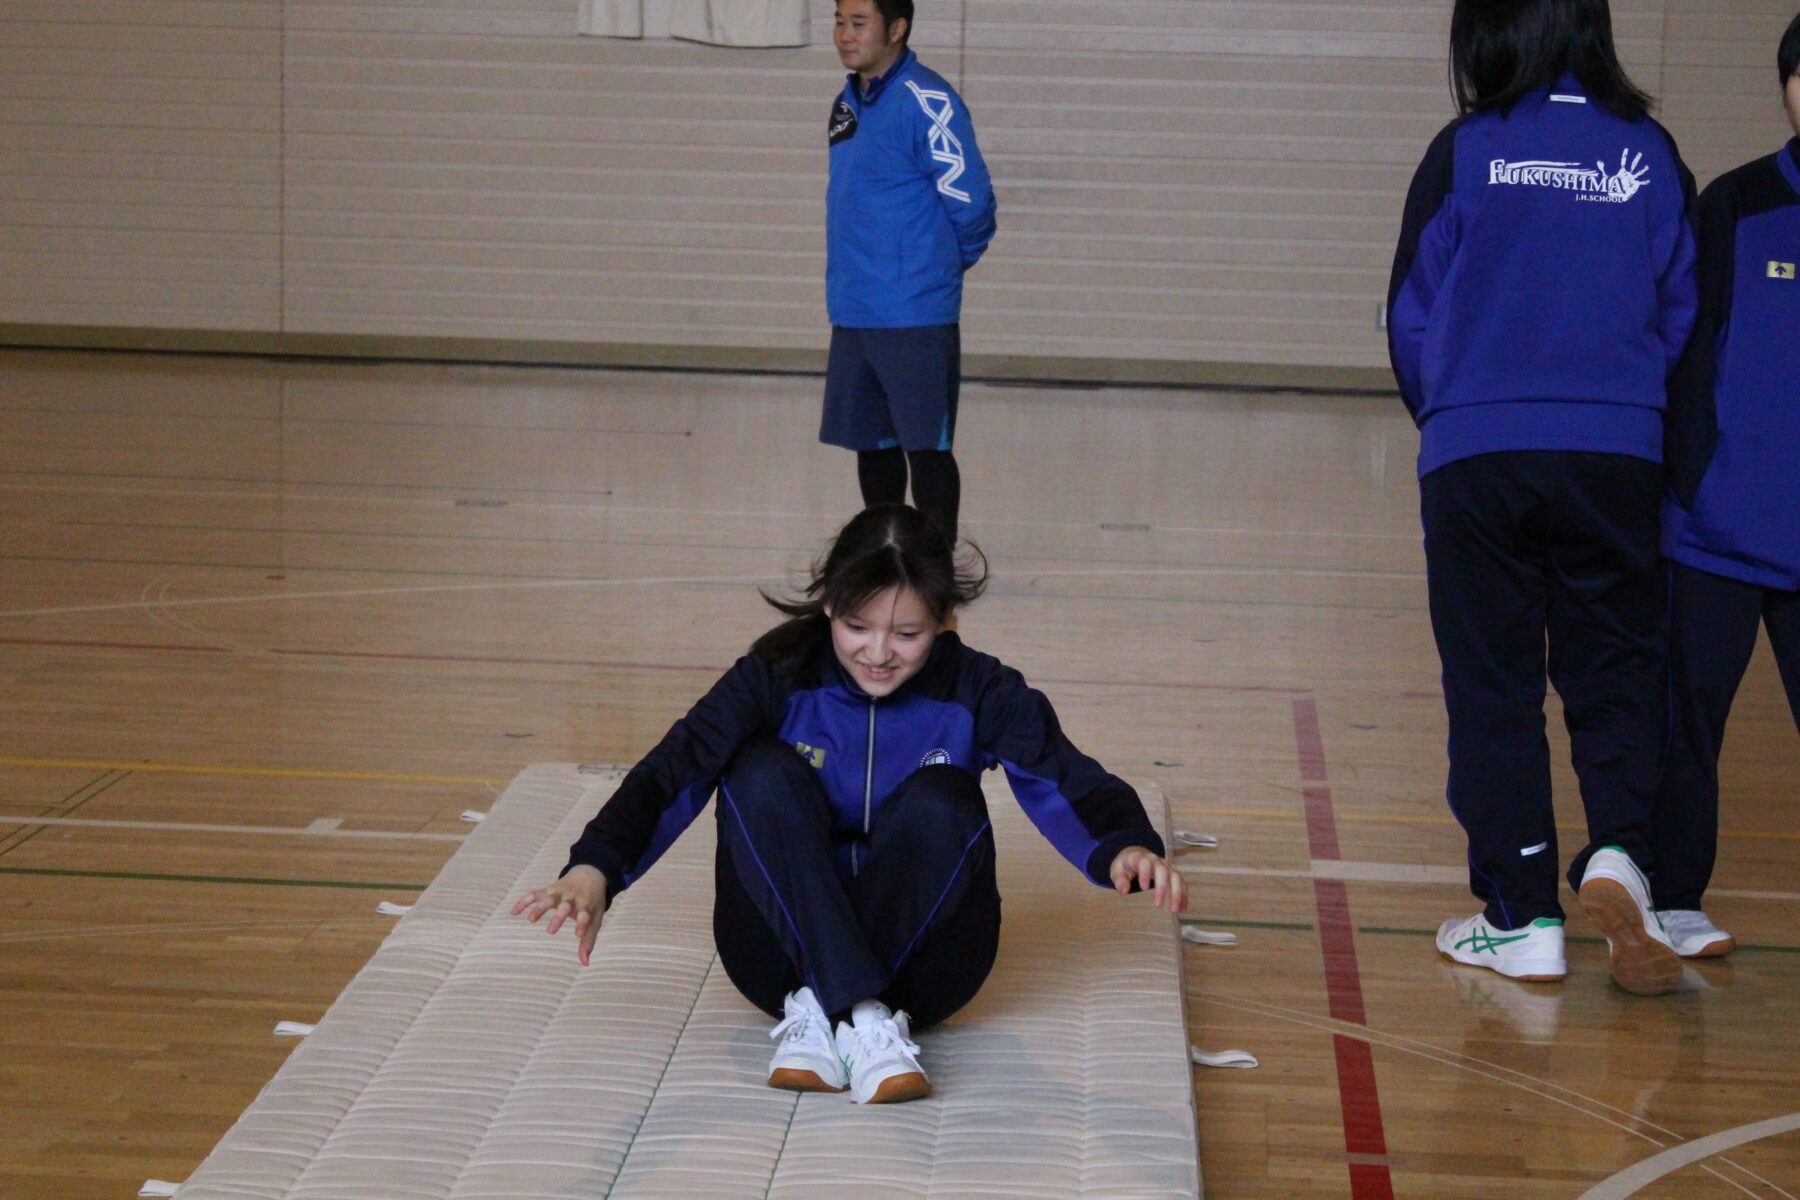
[0,755,493,787]
[1188,805,1800,843]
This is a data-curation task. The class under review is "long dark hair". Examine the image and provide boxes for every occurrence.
[1450,0,1652,121]
[751,504,987,672]
[1781,10,1800,88]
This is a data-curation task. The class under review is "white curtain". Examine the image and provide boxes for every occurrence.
[580,0,809,46]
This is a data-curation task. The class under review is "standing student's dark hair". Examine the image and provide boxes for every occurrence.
[1780,10,1800,87]
[1450,0,1652,120]
[751,504,987,671]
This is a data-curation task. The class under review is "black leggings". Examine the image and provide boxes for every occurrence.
[856,447,962,545]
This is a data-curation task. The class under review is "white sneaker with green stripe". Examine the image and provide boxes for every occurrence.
[1436,913,1567,981]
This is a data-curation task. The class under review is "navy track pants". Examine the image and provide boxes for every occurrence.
[712,736,1000,1028]
[1421,450,1665,928]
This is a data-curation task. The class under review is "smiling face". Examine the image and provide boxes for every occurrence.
[827,585,940,697]
[834,0,906,82]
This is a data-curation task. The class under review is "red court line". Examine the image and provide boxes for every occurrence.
[0,636,228,653]
[269,647,716,672]
[1293,697,1395,1200]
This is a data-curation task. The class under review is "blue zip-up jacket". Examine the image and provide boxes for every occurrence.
[1662,139,1800,589]
[826,50,997,328]
[1387,78,1698,477]
[563,632,1160,894]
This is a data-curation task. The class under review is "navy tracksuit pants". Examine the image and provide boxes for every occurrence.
[1421,451,1665,929]
[712,736,1000,1028]
[1654,560,1800,910]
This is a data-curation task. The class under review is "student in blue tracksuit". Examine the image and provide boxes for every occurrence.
[822,0,997,545]
[1653,11,1800,962]
[513,505,1183,1105]
[1387,0,1697,995]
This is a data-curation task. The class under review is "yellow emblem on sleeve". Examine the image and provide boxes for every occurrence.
[794,742,826,769]
[1769,261,1797,280]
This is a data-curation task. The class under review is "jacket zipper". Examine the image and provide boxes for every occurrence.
[854,697,876,875]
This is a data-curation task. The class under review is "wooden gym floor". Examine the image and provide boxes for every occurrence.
[2,346,1798,1199]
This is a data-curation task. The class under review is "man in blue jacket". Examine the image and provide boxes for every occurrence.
[1653,10,1800,962]
[822,0,997,545]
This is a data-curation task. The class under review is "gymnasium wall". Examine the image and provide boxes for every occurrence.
[1,0,1794,384]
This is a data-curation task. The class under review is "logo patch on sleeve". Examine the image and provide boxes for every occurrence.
[919,748,952,768]
[794,742,827,769]
[828,98,858,146]
[1770,261,1797,280]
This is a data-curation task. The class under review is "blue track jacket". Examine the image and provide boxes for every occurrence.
[564,632,1160,895]
[1387,78,1697,477]
[826,50,997,328]
[1662,139,1800,589]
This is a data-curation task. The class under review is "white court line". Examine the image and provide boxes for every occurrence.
[0,480,1421,542]
[0,815,466,841]
[1578,1113,1800,1200]
[1201,991,1793,1200]
[0,561,1421,622]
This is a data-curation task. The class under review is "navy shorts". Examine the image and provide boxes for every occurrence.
[819,324,960,452]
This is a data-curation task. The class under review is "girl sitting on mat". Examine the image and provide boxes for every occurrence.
[513,503,1185,1104]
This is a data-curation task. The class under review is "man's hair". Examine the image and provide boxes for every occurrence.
[1780,10,1800,88]
[1450,0,1652,121]
[842,0,913,46]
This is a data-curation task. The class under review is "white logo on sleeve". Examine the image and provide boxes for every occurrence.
[919,748,953,767]
[1487,148,1651,203]
[905,81,971,202]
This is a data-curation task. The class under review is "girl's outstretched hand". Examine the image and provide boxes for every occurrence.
[1108,845,1188,914]
[512,864,608,965]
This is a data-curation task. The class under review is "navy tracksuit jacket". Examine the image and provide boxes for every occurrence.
[565,632,1161,898]
[1386,78,1698,927]
[1654,138,1800,910]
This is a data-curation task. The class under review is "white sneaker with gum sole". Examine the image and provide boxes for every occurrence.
[1579,847,1680,995]
[1655,909,1735,958]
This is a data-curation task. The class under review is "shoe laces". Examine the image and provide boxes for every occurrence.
[771,1000,833,1051]
[853,1013,920,1059]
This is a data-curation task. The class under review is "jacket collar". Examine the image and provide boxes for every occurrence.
[1782,137,1800,196]
[847,48,916,106]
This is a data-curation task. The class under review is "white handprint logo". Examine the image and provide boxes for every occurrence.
[1603,149,1650,201]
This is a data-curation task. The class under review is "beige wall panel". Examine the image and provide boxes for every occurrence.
[0,2,280,331]
[1,0,1793,371]
[288,0,577,38]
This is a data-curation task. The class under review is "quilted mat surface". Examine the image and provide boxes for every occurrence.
[176,763,1201,1199]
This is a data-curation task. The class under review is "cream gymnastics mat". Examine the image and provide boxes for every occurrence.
[171,763,1202,1199]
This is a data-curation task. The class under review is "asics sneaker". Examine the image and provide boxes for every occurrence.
[835,1002,930,1104]
[1579,847,1680,995]
[1436,912,1567,981]
[1654,909,1735,958]
[767,987,848,1093]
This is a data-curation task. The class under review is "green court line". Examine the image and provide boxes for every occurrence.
[0,866,426,891]
[1355,924,1800,954]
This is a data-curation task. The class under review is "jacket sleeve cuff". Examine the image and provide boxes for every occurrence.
[1085,828,1168,888]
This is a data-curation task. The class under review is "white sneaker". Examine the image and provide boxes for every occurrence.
[767,987,848,1093]
[1579,847,1681,995]
[1436,913,1567,981]
[835,1002,930,1104]
[1655,909,1735,958]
